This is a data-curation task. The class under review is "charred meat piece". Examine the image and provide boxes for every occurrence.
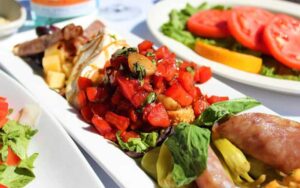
[196,147,236,188]
[213,113,300,174]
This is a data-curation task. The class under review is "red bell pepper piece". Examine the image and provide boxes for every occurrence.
[77,77,93,90]
[194,66,212,84]
[92,115,112,136]
[164,84,193,107]
[105,111,129,131]
[146,103,170,128]
[207,95,229,104]
[138,40,153,52]
[178,70,194,92]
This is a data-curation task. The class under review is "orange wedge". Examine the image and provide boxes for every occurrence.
[194,40,262,74]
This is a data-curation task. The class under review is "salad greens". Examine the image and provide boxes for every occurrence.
[195,97,261,127]
[0,154,38,188]
[161,3,300,81]
[165,123,210,186]
[0,120,37,161]
[116,131,158,153]
[0,120,38,188]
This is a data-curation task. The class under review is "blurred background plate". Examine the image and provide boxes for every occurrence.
[147,0,300,95]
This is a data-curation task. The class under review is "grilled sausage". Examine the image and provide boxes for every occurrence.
[213,113,300,174]
[196,147,236,188]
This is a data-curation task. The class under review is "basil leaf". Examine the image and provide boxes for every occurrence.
[0,154,38,188]
[112,47,137,58]
[117,132,159,153]
[195,97,261,126]
[133,63,146,81]
[165,123,210,186]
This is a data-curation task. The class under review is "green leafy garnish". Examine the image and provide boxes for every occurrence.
[0,120,37,161]
[0,153,38,188]
[144,92,157,105]
[165,123,210,186]
[133,63,146,81]
[116,132,159,153]
[195,97,260,127]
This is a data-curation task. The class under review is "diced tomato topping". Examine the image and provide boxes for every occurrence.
[129,109,138,123]
[120,131,140,142]
[178,70,194,92]
[104,131,117,142]
[188,86,202,101]
[164,84,193,107]
[76,90,87,108]
[131,90,148,108]
[153,75,166,94]
[111,89,122,105]
[193,99,210,116]
[207,95,229,104]
[77,77,93,90]
[179,61,195,71]
[105,111,129,131]
[80,105,93,123]
[138,40,153,52]
[155,46,170,60]
[0,100,8,119]
[194,66,212,83]
[110,55,127,69]
[0,184,7,188]
[92,115,112,136]
[91,103,108,117]
[156,59,177,81]
[117,77,139,101]
[86,87,108,102]
[146,103,170,128]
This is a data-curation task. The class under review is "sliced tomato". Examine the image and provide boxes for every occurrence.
[187,9,231,38]
[228,7,273,53]
[263,14,300,70]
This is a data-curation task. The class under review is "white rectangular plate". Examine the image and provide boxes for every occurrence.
[147,0,300,95]
[0,70,104,188]
[0,16,275,187]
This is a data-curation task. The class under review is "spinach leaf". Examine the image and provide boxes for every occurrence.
[165,123,210,186]
[117,131,159,153]
[195,97,261,127]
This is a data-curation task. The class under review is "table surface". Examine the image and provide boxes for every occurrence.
[1,0,300,187]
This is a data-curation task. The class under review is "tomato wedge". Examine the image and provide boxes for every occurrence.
[228,7,273,53]
[187,9,231,38]
[263,15,300,70]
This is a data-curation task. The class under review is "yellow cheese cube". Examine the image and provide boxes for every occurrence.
[45,71,65,89]
[45,43,66,63]
[42,55,62,72]
[62,63,73,78]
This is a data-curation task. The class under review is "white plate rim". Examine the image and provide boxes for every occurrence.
[147,0,300,95]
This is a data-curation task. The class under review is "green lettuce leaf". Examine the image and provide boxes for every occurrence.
[195,97,261,127]
[0,153,38,188]
[0,120,37,161]
[165,123,210,186]
[117,131,159,153]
